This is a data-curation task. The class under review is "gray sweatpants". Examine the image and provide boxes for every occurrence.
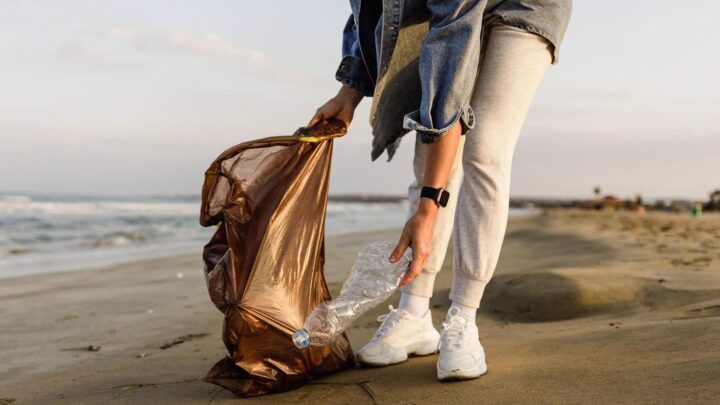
[402,24,553,308]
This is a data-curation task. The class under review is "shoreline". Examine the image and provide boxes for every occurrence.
[0,208,537,282]
[2,210,719,403]
[0,226,402,287]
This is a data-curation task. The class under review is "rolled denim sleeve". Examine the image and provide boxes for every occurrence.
[335,14,375,97]
[402,0,488,143]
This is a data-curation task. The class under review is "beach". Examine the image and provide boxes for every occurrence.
[1,209,719,404]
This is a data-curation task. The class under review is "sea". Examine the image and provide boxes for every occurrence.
[0,193,531,279]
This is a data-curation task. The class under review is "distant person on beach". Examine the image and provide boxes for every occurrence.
[309,0,571,380]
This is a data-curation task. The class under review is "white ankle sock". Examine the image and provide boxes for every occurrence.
[448,302,477,322]
[398,292,430,318]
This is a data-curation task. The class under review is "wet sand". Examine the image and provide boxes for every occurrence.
[1,210,719,404]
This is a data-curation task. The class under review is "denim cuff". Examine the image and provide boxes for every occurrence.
[335,55,374,97]
[402,105,476,144]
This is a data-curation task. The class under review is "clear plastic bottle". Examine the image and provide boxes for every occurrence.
[293,241,411,349]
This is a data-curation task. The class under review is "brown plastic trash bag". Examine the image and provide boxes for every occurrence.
[199,119,355,396]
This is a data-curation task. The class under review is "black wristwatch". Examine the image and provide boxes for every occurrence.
[420,186,450,208]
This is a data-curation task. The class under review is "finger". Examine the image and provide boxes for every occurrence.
[307,116,320,127]
[399,256,423,287]
[389,235,410,263]
[400,244,425,286]
[307,111,323,127]
[336,111,353,127]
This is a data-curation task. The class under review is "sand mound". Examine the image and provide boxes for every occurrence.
[481,268,713,322]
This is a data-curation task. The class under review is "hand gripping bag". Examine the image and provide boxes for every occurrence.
[199,119,355,396]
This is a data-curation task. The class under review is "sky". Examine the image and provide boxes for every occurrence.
[1,0,718,200]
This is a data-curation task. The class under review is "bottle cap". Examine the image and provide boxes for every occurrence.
[292,329,309,349]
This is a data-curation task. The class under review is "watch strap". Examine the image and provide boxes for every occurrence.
[420,186,450,208]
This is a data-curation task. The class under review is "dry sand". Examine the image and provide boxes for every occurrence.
[1,210,719,404]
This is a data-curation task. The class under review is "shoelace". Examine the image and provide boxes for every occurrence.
[373,305,406,340]
[440,312,466,351]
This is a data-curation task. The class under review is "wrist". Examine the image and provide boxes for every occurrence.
[417,199,439,218]
[337,86,364,106]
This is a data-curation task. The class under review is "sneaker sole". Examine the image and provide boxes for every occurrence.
[437,363,488,381]
[358,334,439,367]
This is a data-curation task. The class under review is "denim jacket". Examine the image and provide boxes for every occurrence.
[336,0,572,160]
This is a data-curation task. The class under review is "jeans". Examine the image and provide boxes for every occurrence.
[402,23,553,308]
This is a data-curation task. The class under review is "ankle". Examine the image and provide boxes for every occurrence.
[398,292,430,318]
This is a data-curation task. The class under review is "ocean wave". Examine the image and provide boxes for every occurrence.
[326,201,407,214]
[83,235,143,248]
[0,198,200,215]
[0,195,32,203]
[0,194,530,279]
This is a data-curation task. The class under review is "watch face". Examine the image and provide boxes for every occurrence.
[439,190,450,207]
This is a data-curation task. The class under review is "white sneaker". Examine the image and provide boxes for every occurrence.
[436,308,488,381]
[357,305,440,367]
